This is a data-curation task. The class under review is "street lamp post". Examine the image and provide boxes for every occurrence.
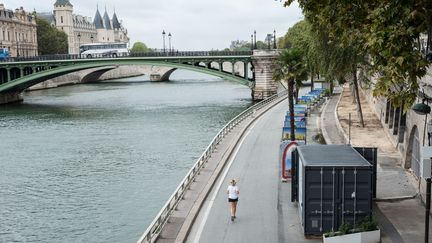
[162,30,166,53]
[77,33,81,57]
[168,32,172,54]
[251,34,254,51]
[273,30,277,49]
[16,39,19,57]
[253,30,257,50]
[412,99,432,243]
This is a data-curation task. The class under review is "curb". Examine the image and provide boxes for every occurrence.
[374,194,418,202]
[175,94,288,243]
[334,87,349,144]
[320,96,333,144]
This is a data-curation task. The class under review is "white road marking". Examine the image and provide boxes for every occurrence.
[192,116,262,243]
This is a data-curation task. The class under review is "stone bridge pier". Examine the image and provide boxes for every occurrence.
[251,50,279,101]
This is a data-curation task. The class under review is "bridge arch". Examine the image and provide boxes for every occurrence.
[81,67,117,83]
[0,59,253,94]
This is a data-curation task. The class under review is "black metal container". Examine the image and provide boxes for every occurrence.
[292,145,375,236]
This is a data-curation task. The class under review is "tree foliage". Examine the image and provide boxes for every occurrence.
[36,17,68,55]
[230,40,272,51]
[131,42,149,53]
[284,0,432,110]
[273,48,308,140]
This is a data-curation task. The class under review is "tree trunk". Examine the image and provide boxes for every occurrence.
[352,66,365,127]
[352,82,357,104]
[330,80,334,95]
[288,78,296,141]
[310,71,314,92]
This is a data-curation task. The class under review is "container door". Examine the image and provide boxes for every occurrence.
[354,147,377,198]
[291,149,298,202]
[339,168,373,228]
[304,167,338,235]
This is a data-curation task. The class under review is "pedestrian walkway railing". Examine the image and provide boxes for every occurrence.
[137,90,287,243]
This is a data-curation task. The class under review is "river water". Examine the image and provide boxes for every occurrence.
[0,70,252,242]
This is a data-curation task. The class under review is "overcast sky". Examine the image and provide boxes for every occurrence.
[2,0,303,50]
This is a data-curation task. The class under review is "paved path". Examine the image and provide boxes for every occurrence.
[320,87,346,145]
[187,99,320,243]
[322,86,431,243]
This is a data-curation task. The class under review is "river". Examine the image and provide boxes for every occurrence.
[0,70,252,242]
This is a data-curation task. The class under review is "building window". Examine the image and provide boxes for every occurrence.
[61,16,63,23]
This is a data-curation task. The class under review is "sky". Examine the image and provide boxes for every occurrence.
[2,0,304,50]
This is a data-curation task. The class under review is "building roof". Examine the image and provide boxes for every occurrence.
[54,0,73,7]
[112,12,120,29]
[93,9,104,29]
[297,145,372,167]
[73,14,94,29]
[37,12,56,25]
[103,10,112,29]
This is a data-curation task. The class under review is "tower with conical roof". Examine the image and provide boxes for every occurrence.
[103,8,114,42]
[112,10,128,43]
[54,0,74,53]
[93,7,107,43]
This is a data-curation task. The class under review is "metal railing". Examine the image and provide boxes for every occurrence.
[1,51,253,63]
[137,90,287,243]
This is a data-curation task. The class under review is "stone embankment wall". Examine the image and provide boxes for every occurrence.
[362,66,432,200]
[28,65,174,90]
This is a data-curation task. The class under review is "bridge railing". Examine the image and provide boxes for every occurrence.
[1,51,253,63]
[137,90,287,243]
[130,50,253,57]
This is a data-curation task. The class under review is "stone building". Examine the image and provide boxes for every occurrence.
[39,0,128,54]
[363,66,432,201]
[0,4,38,57]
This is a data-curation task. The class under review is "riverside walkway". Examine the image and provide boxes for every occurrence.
[145,85,432,243]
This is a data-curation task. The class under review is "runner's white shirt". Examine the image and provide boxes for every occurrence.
[227,185,239,199]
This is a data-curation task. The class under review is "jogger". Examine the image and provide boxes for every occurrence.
[227,179,239,221]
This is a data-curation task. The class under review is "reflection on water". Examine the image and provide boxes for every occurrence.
[0,70,252,242]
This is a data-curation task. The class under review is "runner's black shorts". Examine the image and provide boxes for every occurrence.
[228,198,238,202]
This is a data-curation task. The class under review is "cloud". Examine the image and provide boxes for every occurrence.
[2,0,303,50]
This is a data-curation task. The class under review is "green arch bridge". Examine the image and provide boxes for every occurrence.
[0,50,279,104]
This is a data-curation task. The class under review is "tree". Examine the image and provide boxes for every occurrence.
[36,17,68,55]
[273,48,308,140]
[284,0,432,111]
[278,19,366,126]
[131,42,149,53]
[227,40,272,51]
[279,20,321,91]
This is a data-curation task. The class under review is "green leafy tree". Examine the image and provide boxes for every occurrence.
[279,20,321,91]
[228,40,272,51]
[273,48,308,140]
[131,42,149,53]
[36,17,68,55]
[284,0,432,111]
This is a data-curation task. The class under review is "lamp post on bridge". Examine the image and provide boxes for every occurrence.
[273,30,277,49]
[168,32,172,54]
[251,34,254,51]
[254,30,256,50]
[162,30,166,53]
[77,32,81,57]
